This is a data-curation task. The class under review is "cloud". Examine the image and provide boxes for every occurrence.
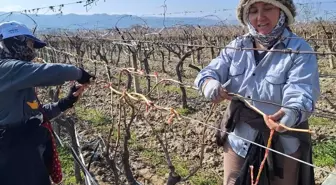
[0,5,24,12]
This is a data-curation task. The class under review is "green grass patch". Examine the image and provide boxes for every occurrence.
[190,172,220,185]
[76,107,111,126]
[176,107,193,116]
[164,85,199,98]
[141,148,165,165]
[186,88,199,98]
[309,116,333,126]
[94,125,138,148]
[58,146,81,185]
[157,167,170,176]
[94,124,111,134]
[138,77,148,87]
[172,156,220,185]
[172,156,190,177]
[139,147,221,185]
[313,140,336,167]
[129,130,137,145]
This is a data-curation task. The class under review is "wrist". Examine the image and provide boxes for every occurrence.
[77,67,83,80]
[58,96,77,112]
[280,107,300,127]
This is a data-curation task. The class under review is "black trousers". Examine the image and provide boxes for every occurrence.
[0,120,52,185]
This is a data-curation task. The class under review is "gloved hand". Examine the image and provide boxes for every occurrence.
[77,68,95,84]
[202,79,231,103]
[58,85,80,112]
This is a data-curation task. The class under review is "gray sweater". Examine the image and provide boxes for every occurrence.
[0,59,82,126]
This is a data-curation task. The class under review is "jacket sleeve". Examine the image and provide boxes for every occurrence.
[194,41,235,90]
[0,60,82,92]
[280,44,321,127]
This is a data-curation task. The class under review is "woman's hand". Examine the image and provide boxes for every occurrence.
[213,87,231,104]
[58,83,88,112]
[72,84,87,97]
[263,109,286,132]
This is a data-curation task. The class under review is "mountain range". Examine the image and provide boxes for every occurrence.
[0,12,239,31]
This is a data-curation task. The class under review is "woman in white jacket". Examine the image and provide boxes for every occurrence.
[195,0,320,185]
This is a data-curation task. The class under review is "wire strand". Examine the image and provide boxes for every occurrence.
[103,83,336,177]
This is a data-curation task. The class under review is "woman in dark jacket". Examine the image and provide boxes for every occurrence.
[0,20,94,185]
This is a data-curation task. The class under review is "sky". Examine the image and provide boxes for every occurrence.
[0,0,238,17]
[1,0,336,21]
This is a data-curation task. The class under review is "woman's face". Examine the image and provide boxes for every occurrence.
[248,2,280,34]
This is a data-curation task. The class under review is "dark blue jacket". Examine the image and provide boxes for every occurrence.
[0,59,82,126]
